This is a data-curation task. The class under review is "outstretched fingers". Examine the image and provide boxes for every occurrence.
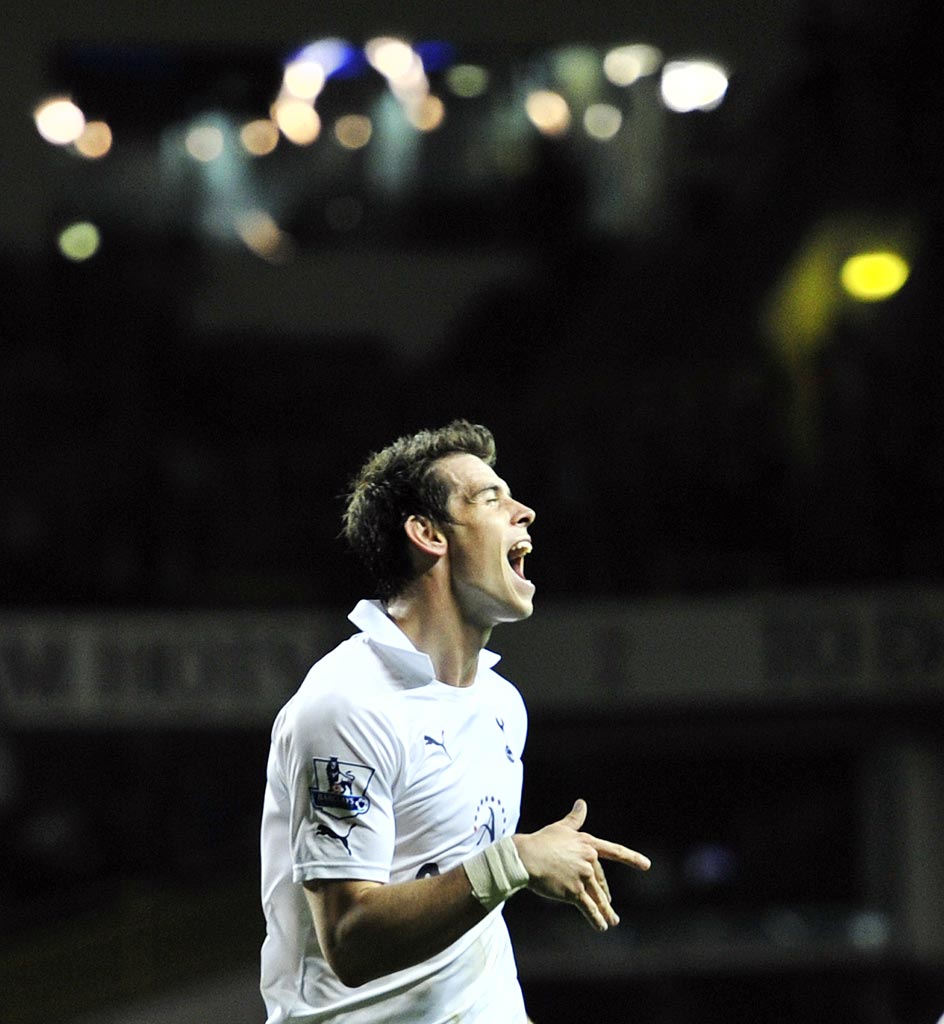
[593,837,652,872]
[576,836,649,931]
[576,869,617,931]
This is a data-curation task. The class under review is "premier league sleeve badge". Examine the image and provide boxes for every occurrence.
[309,756,375,818]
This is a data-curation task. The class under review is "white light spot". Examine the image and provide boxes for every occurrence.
[660,60,729,112]
[35,97,86,145]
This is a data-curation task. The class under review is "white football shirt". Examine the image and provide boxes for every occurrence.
[260,600,529,1023]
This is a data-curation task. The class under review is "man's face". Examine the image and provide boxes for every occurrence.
[434,453,537,628]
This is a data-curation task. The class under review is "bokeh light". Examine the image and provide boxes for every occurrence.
[583,103,623,141]
[407,94,445,132]
[552,46,602,104]
[272,97,322,145]
[236,209,294,263]
[282,59,326,102]
[35,97,86,145]
[74,121,113,159]
[240,118,280,156]
[334,114,373,150]
[525,90,571,137]
[287,38,357,81]
[603,44,663,87]
[366,37,419,83]
[445,64,490,98]
[660,59,729,112]
[57,221,101,262]
[840,251,910,302]
[185,123,225,162]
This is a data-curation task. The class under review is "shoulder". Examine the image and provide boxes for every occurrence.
[273,635,407,751]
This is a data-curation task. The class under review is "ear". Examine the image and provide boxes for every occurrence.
[403,515,447,559]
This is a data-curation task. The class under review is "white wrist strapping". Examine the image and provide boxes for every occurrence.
[463,835,530,912]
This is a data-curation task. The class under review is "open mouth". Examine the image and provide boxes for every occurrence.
[507,540,533,581]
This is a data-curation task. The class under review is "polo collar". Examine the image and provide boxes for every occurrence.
[348,599,502,685]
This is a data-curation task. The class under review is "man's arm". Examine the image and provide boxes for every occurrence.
[305,863,487,987]
[305,798,649,987]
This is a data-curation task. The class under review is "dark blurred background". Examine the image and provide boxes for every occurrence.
[2,0,943,1021]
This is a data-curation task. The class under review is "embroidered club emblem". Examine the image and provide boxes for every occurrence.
[310,756,375,819]
[473,795,508,845]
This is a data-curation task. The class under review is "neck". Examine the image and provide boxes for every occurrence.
[385,589,491,688]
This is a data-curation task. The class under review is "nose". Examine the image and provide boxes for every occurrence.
[514,500,536,527]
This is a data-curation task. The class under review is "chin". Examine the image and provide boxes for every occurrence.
[498,595,535,624]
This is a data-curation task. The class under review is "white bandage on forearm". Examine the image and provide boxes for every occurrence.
[463,836,530,912]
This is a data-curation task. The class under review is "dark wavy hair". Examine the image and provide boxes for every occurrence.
[342,420,497,601]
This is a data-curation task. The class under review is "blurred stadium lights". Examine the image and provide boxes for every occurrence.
[184,121,226,163]
[444,63,490,98]
[56,220,101,261]
[765,213,918,366]
[840,250,910,302]
[660,58,729,112]
[74,119,113,159]
[762,212,918,462]
[525,89,572,137]
[271,95,322,145]
[583,102,623,141]
[34,96,86,144]
[238,117,279,156]
[603,43,663,87]
[35,36,737,261]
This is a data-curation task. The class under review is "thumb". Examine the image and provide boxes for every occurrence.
[563,798,587,829]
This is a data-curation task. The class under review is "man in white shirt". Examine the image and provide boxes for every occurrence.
[260,420,650,1023]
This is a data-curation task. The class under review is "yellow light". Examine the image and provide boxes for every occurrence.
[185,124,225,162]
[74,120,113,159]
[240,118,280,156]
[272,97,321,145]
[445,64,490,98]
[35,97,86,145]
[583,103,622,141]
[840,251,910,302]
[525,90,571,137]
[334,114,373,150]
[407,95,445,132]
[57,221,101,262]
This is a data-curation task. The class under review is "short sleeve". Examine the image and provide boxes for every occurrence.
[277,686,402,884]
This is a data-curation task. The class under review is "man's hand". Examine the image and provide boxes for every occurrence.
[512,798,650,932]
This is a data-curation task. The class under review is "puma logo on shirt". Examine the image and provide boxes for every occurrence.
[423,731,451,759]
[316,822,356,855]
